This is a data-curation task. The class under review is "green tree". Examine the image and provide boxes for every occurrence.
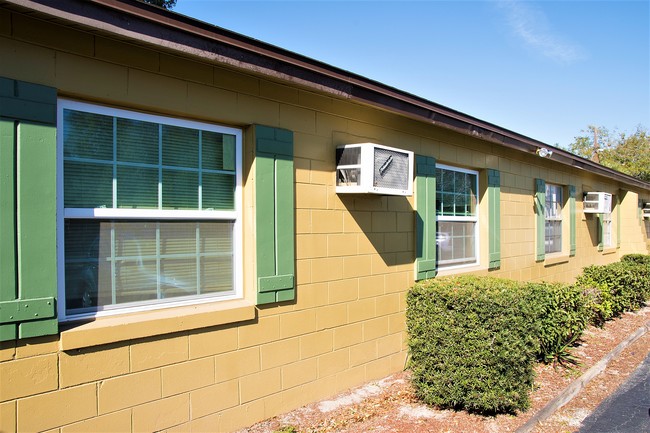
[568,125,650,182]
[141,0,177,9]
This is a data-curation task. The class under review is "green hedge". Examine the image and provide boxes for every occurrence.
[576,260,650,324]
[531,283,590,365]
[406,276,540,414]
[621,253,650,266]
[406,257,650,415]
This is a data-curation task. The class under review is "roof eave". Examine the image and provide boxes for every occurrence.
[4,0,649,191]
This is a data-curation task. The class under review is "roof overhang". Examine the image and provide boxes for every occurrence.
[3,0,649,191]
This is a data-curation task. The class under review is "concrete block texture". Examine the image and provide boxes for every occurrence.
[0,9,647,433]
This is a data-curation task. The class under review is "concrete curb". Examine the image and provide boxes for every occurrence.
[515,319,650,433]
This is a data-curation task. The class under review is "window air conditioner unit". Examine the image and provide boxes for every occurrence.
[583,192,612,214]
[643,202,650,219]
[336,143,414,196]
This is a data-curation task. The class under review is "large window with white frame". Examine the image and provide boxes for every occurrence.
[435,164,479,268]
[57,100,242,320]
[544,183,563,254]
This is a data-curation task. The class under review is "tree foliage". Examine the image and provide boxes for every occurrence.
[568,125,650,182]
[140,0,177,9]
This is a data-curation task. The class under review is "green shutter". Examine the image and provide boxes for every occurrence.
[535,178,546,261]
[616,193,621,249]
[0,77,57,341]
[569,185,576,257]
[487,169,501,269]
[415,155,437,281]
[255,125,295,304]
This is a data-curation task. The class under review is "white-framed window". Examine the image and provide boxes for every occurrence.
[601,212,613,248]
[435,164,479,269]
[545,183,563,254]
[57,100,243,321]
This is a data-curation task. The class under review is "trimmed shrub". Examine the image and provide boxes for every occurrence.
[406,276,540,415]
[576,260,650,324]
[530,283,590,365]
[621,254,650,266]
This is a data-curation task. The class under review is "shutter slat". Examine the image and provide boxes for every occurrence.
[569,185,576,256]
[535,178,546,261]
[488,169,501,269]
[0,77,58,341]
[415,155,437,281]
[255,125,295,304]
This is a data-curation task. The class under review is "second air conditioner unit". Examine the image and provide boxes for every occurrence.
[335,143,414,196]
[583,192,612,214]
[643,202,650,219]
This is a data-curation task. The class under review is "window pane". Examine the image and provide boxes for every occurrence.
[63,110,113,160]
[602,213,612,247]
[64,161,113,208]
[436,168,477,217]
[437,221,476,267]
[545,184,563,219]
[117,166,158,209]
[160,258,197,299]
[162,125,199,168]
[203,173,235,210]
[116,118,159,164]
[545,220,562,253]
[64,220,111,312]
[202,130,225,171]
[64,220,235,314]
[201,256,233,293]
[162,170,198,209]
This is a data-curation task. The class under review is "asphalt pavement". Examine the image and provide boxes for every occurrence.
[577,352,650,433]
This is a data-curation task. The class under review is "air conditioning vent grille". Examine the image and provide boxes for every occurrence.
[373,147,409,191]
[336,147,361,166]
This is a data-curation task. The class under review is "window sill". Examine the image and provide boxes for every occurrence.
[544,254,571,266]
[601,247,617,255]
[59,299,256,351]
[436,263,484,277]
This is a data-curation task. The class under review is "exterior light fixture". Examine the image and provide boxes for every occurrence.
[536,148,553,158]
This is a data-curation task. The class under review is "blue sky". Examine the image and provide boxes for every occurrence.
[173,0,650,148]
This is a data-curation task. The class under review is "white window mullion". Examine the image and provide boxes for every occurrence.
[112,117,117,209]
[158,124,163,210]
[110,222,117,305]
[196,223,201,295]
[156,222,162,299]
[198,130,203,210]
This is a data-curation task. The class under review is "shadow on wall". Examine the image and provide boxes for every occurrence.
[339,194,414,267]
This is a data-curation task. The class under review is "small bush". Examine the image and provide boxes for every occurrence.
[576,261,650,322]
[621,254,650,266]
[529,283,590,365]
[580,284,615,327]
[406,276,540,415]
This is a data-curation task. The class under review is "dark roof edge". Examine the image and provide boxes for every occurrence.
[6,0,650,191]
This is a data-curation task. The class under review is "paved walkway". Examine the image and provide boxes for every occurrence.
[577,352,650,433]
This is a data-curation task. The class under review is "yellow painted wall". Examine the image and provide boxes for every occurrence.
[0,8,648,433]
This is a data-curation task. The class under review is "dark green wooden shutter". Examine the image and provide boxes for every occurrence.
[569,185,576,256]
[535,178,546,261]
[415,155,437,281]
[487,169,501,269]
[616,193,621,249]
[0,77,57,341]
[255,125,295,304]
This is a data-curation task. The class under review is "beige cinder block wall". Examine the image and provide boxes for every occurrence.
[0,8,648,433]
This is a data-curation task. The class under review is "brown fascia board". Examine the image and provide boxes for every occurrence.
[5,0,649,191]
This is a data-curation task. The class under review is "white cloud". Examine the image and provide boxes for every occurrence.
[497,0,585,64]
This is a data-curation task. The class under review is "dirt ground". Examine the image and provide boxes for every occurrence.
[236,306,650,433]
